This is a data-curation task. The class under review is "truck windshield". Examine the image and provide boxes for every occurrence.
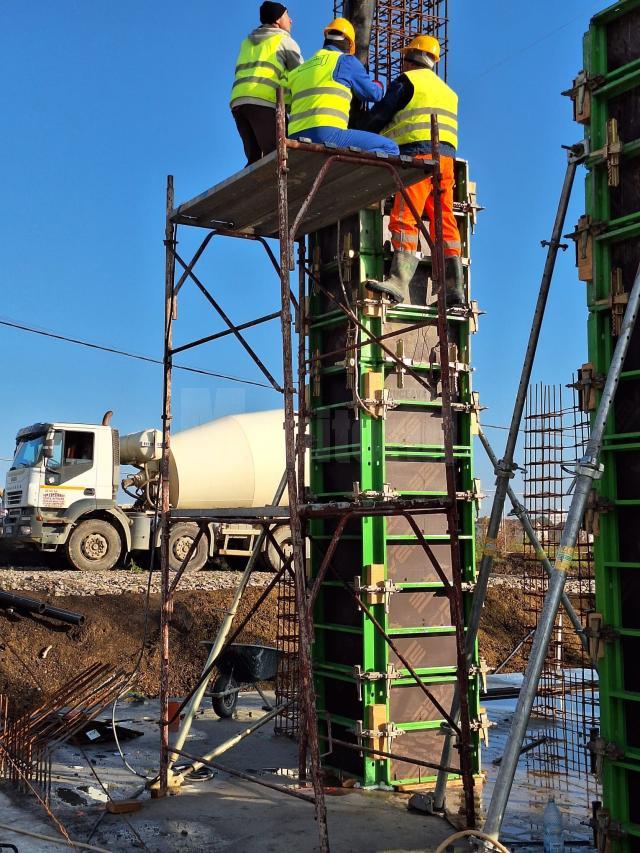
[11,435,45,469]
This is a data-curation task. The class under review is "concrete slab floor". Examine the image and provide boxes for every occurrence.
[3,691,457,853]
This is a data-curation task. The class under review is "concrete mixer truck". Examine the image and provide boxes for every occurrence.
[0,410,288,572]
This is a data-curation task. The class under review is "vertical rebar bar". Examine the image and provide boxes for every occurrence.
[159,175,175,797]
[431,115,476,826]
[276,88,329,852]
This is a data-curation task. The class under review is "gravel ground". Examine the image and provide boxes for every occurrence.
[0,565,272,596]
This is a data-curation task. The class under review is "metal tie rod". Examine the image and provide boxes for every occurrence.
[432,142,586,810]
[477,426,587,648]
[484,260,640,840]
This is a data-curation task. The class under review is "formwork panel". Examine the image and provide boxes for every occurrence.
[579,3,640,846]
[309,165,479,787]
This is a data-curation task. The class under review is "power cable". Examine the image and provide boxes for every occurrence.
[0,318,278,390]
[463,12,586,84]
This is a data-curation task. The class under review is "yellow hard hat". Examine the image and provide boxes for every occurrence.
[401,34,441,63]
[324,17,356,56]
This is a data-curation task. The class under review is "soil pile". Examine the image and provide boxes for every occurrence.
[0,589,278,710]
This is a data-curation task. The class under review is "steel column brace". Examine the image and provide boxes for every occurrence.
[483,261,640,841]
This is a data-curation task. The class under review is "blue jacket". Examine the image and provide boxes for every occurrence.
[323,43,384,106]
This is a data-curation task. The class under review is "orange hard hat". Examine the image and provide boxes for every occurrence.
[401,34,441,63]
[324,17,356,56]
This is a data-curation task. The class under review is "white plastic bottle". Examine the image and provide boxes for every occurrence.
[543,796,564,853]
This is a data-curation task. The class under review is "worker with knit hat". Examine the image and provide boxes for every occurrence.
[230,3,303,165]
[362,35,464,307]
[287,18,399,156]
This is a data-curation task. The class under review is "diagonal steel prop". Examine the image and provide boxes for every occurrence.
[431,141,587,811]
[171,248,284,393]
[484,261,640,839]
[477,426,587,647]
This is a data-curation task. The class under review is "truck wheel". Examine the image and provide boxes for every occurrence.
[169,523,208,573]
[66,519,122,572]
[265,525,292,572]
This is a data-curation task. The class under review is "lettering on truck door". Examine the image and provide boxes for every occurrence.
[41,430,99,510]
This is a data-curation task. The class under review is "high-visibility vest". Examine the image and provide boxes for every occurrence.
[230,33,287,108]
[381,69,458,149]
[288,49,352,135]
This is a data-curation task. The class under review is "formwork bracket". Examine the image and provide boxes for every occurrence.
[588,737,626,783]
[564,214,606,282]
[469,658,490,693]
[591,118,623,187]
[352,664,400,701]
[351,482,398,503]
[592,807,628,845]
[595,268,629,336]
[354,719,405,755]
[585,612,619,664]
[452,391,485,416]
[354,576,400,614]
[568,363,605,412]
[469,710,494,747]
[358,292,394,320]
[583,490,614,537]
[562,70,604,125]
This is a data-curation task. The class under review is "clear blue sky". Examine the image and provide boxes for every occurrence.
[1,1,605,502]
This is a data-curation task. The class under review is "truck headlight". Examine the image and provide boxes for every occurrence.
[18,524,32,535]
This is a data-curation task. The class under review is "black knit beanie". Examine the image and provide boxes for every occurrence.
[260,2,287,24]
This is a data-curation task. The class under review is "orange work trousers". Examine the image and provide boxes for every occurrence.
[389,154,461,257]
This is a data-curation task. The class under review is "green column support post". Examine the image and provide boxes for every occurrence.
[306,160,482,791]
[568,2,640,847]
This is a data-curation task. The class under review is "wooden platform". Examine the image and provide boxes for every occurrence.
[171,142,434,238]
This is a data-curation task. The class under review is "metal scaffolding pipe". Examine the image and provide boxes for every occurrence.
[484,261,640,839]
[173,701,292,779]
[477,427,586,646]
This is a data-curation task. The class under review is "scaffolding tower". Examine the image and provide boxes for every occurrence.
[156,91,481,843]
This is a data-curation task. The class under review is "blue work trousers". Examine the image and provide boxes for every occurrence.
[290,126,399,156]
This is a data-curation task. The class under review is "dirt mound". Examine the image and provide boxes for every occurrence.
[0,581,587,711]
[0,589,278,710]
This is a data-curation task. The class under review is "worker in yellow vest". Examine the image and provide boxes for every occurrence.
[363,35,464,306]
[287,18,399,156]
[230,3,303,165]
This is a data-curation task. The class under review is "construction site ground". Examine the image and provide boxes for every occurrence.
[0,551,585,709]
[2,689,459,852]
[0,550,594,850]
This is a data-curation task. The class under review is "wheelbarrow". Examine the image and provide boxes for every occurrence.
[203,642,282,719]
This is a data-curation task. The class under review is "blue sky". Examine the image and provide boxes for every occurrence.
[1,1,605,504]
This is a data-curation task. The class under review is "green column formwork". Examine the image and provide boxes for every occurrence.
[571,2,640,848]
[306,162,482,790]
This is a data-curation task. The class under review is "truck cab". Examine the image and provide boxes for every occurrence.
[1,420,129,569]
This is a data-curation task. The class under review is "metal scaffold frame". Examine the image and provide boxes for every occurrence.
[156,88,479,848]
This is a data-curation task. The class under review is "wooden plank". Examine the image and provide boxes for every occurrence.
[171,146,433,238]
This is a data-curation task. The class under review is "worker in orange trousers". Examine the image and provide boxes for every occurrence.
[363,35,464,306]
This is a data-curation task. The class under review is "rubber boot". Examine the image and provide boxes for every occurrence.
[444,256,465,307]
[365,250,419,305]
